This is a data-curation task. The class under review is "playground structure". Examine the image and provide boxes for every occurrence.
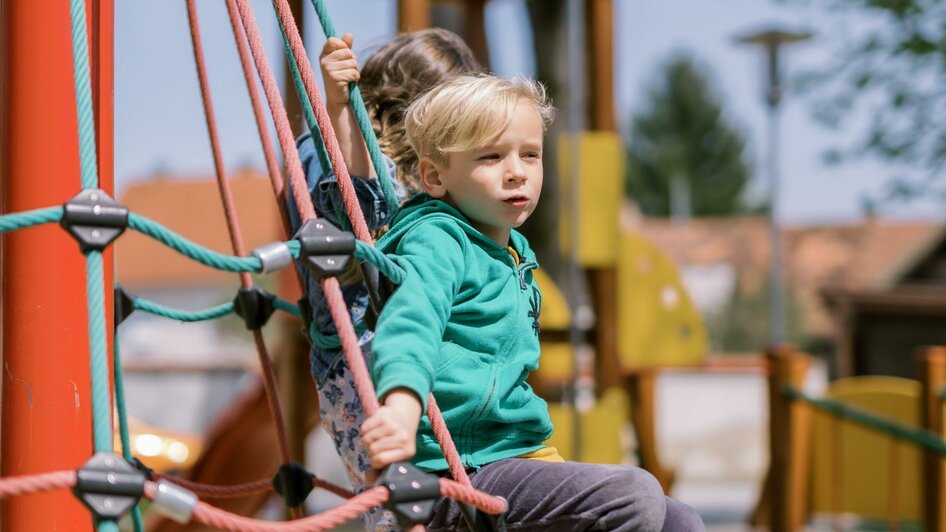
[3,1,946,531]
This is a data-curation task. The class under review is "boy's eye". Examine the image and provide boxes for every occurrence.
[523,152,540,159]
[478,153,500,161]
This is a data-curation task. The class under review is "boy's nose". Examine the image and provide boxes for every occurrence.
[505,160,527,182]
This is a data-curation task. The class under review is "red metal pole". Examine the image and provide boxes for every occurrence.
[1,1,113,529]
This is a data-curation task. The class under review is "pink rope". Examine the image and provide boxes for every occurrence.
[269,0,372,244]
[156,474,273,499]
[232,0,314,223]
[427,395,472,486]
[188,4,303,518]
[231,1,382,417]
[151,482,389,532]
[223,0,289,229]
[439,479,507,515]
[0,470,76,498]
[313,479,356,500]
[186,0,253,288]
[321,276,380,414]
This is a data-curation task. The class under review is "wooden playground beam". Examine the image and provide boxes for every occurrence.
[918,346,946,532]
[767,346,813,532]
[398,0,431,32]
[1,0,114,530]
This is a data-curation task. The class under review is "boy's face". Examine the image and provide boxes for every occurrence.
[423,101,544,247]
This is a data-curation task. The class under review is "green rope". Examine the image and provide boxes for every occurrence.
[134,298,235,322]
[302,0,401,218]
[128,213,300,273]
[85,251,113,455]
[133,295,300,322]
[0,206,64,234]
[274,297,302,318]
[309,320,368,350]
[68,0,98,190]
[785,387,946,455]
[355,240,404,285]
[940,386,946,402]
[112,331,144,532]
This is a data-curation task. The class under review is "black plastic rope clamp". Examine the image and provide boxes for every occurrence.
[61,189,128,253]
[131,456,155,481]
[377,461,442,527]
[73,452,146,521]
[233,286,276,330]
[294,219,355,279]
[114,284,136,327]
[272,461,315,508]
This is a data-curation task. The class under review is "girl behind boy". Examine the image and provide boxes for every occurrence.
[286,28,480,527]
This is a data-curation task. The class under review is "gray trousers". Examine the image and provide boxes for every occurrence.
[428,459,704,532]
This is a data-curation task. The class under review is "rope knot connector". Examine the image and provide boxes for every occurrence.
[233,286,276,330]
[61,189,128,253]
[73,452,145,521]
[272,461,315,508]
[294,219,355,279]
[377,461,441,527]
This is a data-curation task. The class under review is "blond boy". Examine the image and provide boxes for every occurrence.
[363,75,704,531]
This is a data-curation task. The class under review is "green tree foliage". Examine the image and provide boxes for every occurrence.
[796,0,946,204]
[626,53,755,217]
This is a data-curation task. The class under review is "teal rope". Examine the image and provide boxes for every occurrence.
[68,0,99,190]
[85,251,113,454]
[274,297,302,318]
[135,298,235,322]
[355,241,405,284]
[128,213,301,273]
[97,521,120,532]
[112,331,144,532]
[304,0,401,217]
[70,0,120,527]
[785,387,946,455]
[309,321,368,350]
[133,296,299,322]
[940,387,946,402]
[0,206,63,234]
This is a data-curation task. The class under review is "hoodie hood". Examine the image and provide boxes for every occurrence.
[378,193,536,264]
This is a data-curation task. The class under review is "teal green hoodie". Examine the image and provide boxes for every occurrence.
[371,193,553,472]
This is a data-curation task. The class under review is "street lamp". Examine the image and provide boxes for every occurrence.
[735,26,813,346]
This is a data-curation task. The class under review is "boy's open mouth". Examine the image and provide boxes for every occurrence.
[504,195,528,207]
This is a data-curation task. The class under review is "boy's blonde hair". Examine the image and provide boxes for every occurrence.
[404,75,554,164]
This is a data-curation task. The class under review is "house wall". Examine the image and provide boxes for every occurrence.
[854,313,946,379]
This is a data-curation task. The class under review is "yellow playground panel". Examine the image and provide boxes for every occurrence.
[546,387,631,464]
[534,266,632,464]
[557,131,624,268]
[617,231,707,368]
[809,376,925,523]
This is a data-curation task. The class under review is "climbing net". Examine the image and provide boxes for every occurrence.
[0,0,506,530]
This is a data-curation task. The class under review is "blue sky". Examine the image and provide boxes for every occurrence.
[115,0,943,223]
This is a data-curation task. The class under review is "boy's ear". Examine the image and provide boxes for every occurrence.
[419,157,448,198]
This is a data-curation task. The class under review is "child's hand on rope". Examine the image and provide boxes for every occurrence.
[361,388,422,470]
[320,33,359,107]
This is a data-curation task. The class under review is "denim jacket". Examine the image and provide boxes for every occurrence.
[288,131,403,384]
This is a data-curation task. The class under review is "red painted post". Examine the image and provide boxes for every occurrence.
[1,1,113,530]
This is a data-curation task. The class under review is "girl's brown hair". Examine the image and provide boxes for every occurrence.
[359,28,482,194]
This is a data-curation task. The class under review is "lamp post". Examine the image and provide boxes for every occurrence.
[735,27,812,346]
